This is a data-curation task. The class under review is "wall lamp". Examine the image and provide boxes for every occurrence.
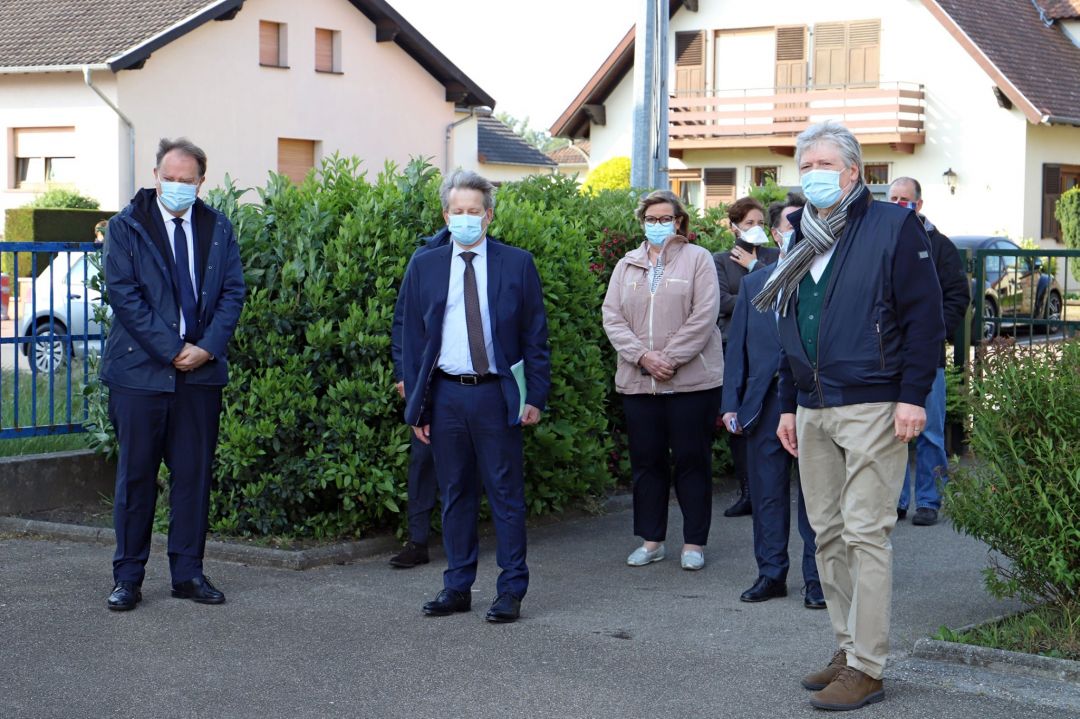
[943,167,958,195]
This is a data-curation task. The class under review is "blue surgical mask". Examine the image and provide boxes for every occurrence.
[159,181,198,213]
[780,230,795,254]
[448,214,484,246]
[800,169,844,208]
[644,222,674,246]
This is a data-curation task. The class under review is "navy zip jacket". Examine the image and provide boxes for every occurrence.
[101,188,245,392]
[777,187,944,412]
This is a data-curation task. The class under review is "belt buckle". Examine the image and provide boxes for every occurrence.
[461,374,479,386]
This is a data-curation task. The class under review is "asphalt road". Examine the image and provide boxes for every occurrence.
[1,493,1074,719]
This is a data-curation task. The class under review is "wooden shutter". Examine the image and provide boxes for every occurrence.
[812,22,846,88]
[847,20,880,87]
[278,139,315,184]
[1043,164,1063,240]
[703,168,736,209]
[775,26,808,90]
[260,21,281,66]
[315,28,333,72]
[675,31,705,95]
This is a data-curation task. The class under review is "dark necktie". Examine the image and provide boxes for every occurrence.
[172,218,198,340]
[459,251,489,376]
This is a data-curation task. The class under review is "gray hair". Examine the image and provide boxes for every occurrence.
[156,137,207,178]
[889,176,923,201]
[439,170,496,211]
[794,121,863,174]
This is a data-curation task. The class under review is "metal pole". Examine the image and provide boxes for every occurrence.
[631,0,669,191]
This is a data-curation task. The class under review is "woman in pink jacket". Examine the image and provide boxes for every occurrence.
[602,190,725,570]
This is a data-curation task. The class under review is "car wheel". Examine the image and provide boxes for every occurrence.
[981,297,999,342]
[26,321,68,373]
[1046,291,1063,335]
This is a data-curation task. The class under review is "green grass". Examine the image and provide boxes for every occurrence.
[0,367,92,457]
[933,602,1080,661]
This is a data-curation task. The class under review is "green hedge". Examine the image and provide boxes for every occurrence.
[2,207,113,278]
[1057,186,1080,283]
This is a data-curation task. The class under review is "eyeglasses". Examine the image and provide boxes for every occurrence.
[643,215,676,225]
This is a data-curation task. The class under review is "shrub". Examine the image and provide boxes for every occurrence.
[581,157,631,194]
[749,178,789,208]
[2,207,113,278]
[203,159,613,538]
[25,188,100,210]
[1056,186,1080,283]
[944,339,1080,605]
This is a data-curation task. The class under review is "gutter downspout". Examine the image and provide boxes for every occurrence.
[84,66,136,201]
[444,107,477,173]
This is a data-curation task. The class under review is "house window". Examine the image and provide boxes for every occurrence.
[260,21,288,67]
[703,167,736,209]
[315,28,342,73]
[812,19,880,88]
[752,166,778,186]
[863,163,889,185]
[278,138,316,184]
[11,127,76,190]
[669,169,702,209]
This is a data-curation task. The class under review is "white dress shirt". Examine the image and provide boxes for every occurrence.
[157,198,198,339]
[438,238,498,375]
[808,243,837,283]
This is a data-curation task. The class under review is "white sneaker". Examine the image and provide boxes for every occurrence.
[681,550,705,570]
[626,544,665,566]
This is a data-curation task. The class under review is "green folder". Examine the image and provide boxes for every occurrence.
[510,360,526,420]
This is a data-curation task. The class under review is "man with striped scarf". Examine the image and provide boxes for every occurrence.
[753,121,944,711]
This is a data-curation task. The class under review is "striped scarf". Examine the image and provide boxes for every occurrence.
[752,182,866,315]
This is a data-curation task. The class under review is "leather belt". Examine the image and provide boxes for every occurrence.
[436,369,499,385]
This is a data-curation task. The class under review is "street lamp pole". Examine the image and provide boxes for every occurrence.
[630,0,670,192]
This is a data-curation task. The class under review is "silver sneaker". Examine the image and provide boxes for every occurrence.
[627,544,665,566]
[680,549,705,570]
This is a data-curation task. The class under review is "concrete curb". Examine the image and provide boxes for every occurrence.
[912,638,1080,684]
[0,492,635,571]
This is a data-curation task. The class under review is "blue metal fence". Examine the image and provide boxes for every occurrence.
[0,241,105,439]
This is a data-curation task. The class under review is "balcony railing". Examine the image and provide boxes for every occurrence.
[669,82,925,151]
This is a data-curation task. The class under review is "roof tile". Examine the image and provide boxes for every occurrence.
[477,116,556,167]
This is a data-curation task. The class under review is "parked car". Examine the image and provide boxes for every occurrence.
[17,253,105,372]
[950,236,1063,342]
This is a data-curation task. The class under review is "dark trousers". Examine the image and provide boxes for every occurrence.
[109,374,222,585]
[429,377,528,599]
[623,387,722,546]
[746,382,818,583]
[406,436,438,544]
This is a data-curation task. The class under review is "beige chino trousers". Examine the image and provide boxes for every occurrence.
[796,402,907,680]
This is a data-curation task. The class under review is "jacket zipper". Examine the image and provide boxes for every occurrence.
[647,289,656,394]
[813,313,826,407]
[875,321,886,370]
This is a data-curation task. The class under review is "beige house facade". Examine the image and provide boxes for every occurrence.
[552,0,1080,245]
[0,0,494,233]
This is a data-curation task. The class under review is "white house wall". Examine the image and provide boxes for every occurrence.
[0,72,124,233]
[1024,122,1080,240]
[116,0,456,196]
[585,0,1073,238]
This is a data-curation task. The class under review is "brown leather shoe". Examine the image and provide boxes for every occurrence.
[801,649,847,690]
[809,667,884,711]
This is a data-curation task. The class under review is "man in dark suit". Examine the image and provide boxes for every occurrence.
[714,198,782,518]
[721,222,822,608]
[102,138,245,611]
[388,229,452,568]
[399,170,550,624]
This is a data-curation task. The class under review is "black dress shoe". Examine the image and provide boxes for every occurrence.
[804,580,827,609]
[739,576,788,603]
[912,507,939,526]
[389,541,429,569]
[423,588,471,616]
[723,477,753,517]
[171,576,226,605]
[897,508,907,520]
[485,593,522,623]
[107,581,142,611]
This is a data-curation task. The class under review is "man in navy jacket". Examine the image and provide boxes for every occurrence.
[755,122,944,711]
[399,170,550,623]
[102,138,245,611]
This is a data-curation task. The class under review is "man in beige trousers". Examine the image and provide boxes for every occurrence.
[752,121,944,711]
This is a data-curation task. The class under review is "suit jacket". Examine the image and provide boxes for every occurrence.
[720,263,781,433]
[399,235,551,427]
[100,188,246,391]
[391,228,451,381]
[713,245,781,342]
